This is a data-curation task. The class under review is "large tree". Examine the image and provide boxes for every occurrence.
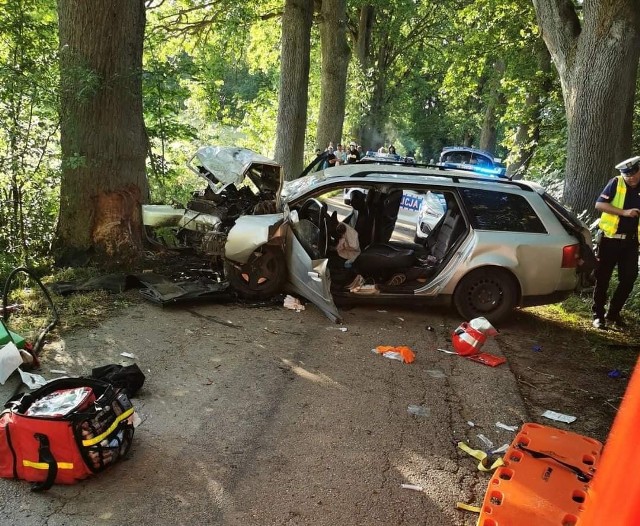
[532,0,640,216]
[56,0,149,266]
[274,0,314,180]
[316,0,350,151]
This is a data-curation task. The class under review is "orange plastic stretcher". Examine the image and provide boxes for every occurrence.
[477,355,640,525]
[477,423,602,526]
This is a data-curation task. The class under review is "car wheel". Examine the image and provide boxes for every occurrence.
[453,268,518,323]
[224,246,287,300]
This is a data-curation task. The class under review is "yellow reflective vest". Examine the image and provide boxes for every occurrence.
[599,176,640,238]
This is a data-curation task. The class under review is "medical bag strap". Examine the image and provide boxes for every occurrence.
[31,433,58,492]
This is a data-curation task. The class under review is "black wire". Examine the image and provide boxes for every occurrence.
[2,267,59,356]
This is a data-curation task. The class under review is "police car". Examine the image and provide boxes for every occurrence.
[438,146,506,178]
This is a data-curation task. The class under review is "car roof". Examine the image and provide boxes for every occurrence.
[283,163,544,202]
[441,146,495,159]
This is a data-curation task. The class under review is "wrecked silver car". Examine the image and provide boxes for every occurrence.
[143,146,595,323]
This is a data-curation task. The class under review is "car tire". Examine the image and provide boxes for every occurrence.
[224,246,287,300]
[453,267,518,323]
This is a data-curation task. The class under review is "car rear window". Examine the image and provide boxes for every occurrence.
[459,188,547,233]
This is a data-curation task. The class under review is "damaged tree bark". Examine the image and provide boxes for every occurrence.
[56,0,149,267]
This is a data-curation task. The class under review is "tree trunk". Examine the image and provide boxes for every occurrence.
[274,0,314,181]
[532,0,640,218]
[316,0,350,151]
[356,5,374,68]
[56,0,148,267]
[478,60,506,155]
[361,74,387,151]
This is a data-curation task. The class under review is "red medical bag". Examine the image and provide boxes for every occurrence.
[0,378,135,491]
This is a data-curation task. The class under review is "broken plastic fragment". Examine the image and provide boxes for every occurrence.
[542,410,576,424]
[50,369,67,374]
[476,433,494,450]
[401,484,424,491]
[495,422,518,432]
[467,421,476,427]
[120,352,136,359]
[491,444,509,454]
[407,404,430,417]
[608,369,622,379]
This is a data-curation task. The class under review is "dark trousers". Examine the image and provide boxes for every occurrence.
[592,236,639,319]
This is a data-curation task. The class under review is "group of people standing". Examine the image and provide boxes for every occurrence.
[316,141,400,169]
[315,141,363,168]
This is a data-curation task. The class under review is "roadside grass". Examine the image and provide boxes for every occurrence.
[1,267,133,345]
[528,285,640,374]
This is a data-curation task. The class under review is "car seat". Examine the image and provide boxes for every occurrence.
[345,190,374,249]
[352,243,416,282]
[372,189,403,244]
[425,203,464,263]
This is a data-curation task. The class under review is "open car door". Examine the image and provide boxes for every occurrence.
[284,204,341,323]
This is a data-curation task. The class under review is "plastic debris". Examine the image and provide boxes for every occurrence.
[283,295,305,311]
[18,368,47,390]
[401,484,424,491]
[0,342,22,385]
[425,369,446,379]
[542,410,576,424]
[467,353,506,367]
[496,422,518,432]
[120,352,136,359]
[608,369,622,379]
[477,434,494,450]
[467,421,476,427]
[397,317,404,322]
[407,404,430,417]
[532,344,542,352]
[436,348,456,354]
[326,326,348,332]
[374,345,415,364]
[426,325,434,331]
[491,444,510,454]
[50,369,67,375]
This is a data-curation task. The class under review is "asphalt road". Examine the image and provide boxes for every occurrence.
[0,298,529,526]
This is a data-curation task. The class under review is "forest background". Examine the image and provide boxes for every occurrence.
[0,0,639,288]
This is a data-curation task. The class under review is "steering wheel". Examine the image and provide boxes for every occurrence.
[298,198,323,224]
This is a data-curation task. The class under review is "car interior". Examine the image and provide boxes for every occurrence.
[291,186,468,294]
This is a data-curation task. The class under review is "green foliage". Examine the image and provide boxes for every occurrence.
[0,0,59,272]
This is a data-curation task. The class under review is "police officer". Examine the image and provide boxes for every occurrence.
[592,155,640,329]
